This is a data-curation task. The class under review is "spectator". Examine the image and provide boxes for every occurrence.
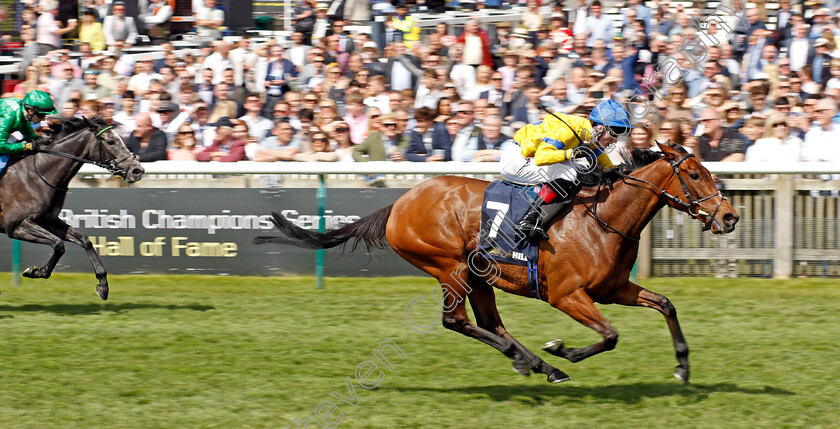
[480,71,506,109]
[449,101,485,162]
[114,90,137,138]
[190,102,214,147]
[251,120,300,161]
[61,100,80,120]
[802,99,840,162]
[196,0,224,41]
[330,121,354,162]
[80,70,102,101]
[292,108,315,153]
[208,83,238,123]
[169,124,198,161]
[406,107,445,162]
[203,41,234,85]
[386,42,423,92]
[464,65,493,101]
[239,93,273,141]
[353,113,408,162]
[310,3,330,43]
[293,0,316,45]
[745,113,802,163]
[740,117,765,148]
[79,100,100,119]
[103,1,138,48]
[126,112,168,162]
[145,0,173,45]
[448,45,477,99]
[391,3,420,48]
[697,108,747,162]
[296,52,327,91]
[293,129,339,162]
[511,84,543,124]
[458,19,493,68]
[342,92,368,145]
[812,38,832,88]
[127,57,162,98]
[196,117,248,162]
[584,1,614,47]
[263,44,296,116]
[36,0,77,56]
[287,32,311,69]
[79,9,105,51]
[156,101,185,143]
[364,76,390,112]
[50,63,86,108]
[471,115,513,162]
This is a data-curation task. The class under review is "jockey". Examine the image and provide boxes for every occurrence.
[0,90,57,155]
[500,99,632,239]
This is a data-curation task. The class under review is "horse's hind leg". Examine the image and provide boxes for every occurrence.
[467,277,570,383]
[429,260,561,381]
[49,223,109,300]
[542,288,619,363]
[604,281,690,384]
[8,220,65,279]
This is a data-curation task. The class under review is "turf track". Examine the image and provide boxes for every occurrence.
[0,274,836,428]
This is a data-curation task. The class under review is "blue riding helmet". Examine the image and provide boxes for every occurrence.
[589,100,633,136]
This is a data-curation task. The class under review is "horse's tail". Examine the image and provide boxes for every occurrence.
[254,204,393,252]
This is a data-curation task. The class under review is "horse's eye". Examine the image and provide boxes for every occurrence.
[689,172,701,180]
[107,139,116,146]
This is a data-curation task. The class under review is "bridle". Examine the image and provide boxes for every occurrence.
[33,125,136,192]
[582,151,727,241]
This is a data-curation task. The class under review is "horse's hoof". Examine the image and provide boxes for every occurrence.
[674,366,690,384]
[542,339,564,353]
[22,266,39,278]
[95,285,109,301]
[547,369,571,384]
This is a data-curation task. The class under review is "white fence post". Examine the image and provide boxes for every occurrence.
[774,175,795,279]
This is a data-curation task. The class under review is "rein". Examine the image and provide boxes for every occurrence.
[581,152,726,240]
[32,125,134,191]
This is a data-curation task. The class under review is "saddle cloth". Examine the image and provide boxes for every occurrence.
[478,180,543,298]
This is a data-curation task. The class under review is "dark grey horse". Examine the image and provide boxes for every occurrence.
[0,116,144,300]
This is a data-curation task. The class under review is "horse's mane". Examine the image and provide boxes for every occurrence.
[578,146,668,188]
[50,116,109,140]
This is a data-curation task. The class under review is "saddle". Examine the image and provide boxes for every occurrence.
[478,180,563,300]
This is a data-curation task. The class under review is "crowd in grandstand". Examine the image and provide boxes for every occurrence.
[6,0,840,169]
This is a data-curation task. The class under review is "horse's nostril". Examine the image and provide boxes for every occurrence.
[723,213,738,225]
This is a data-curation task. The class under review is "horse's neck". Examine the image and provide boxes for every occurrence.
[41,129,91,186]
[595,161,672,240]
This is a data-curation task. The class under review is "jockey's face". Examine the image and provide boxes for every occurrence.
[595,125,618,148]
[26,108,45,123]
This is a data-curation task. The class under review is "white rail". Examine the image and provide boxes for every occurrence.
[78,161,840,176]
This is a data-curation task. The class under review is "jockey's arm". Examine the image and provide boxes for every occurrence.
[20,121,40,143]
[0,118,27,155]
[534,137,574,166]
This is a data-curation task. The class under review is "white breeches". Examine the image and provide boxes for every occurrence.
[499,144,584,185]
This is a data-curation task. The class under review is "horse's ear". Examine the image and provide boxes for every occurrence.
[656,140,681,158]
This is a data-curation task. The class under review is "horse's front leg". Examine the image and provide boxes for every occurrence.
[48,222,109,301]
[542,288,619,363]
[8,219,65,280]
[604,281,690,384]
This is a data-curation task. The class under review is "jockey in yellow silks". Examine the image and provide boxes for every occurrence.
[499,99,632,239]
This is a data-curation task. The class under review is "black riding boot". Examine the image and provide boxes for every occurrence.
[514,201,549,239]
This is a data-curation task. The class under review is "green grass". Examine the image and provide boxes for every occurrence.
[0,274,836,428]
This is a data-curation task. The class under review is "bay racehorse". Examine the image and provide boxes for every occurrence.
[257,142,739,383]
[0,116,144,300]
